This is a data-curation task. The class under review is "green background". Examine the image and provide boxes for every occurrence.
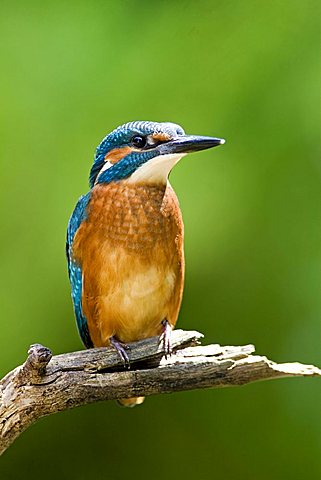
[1,0,320,478]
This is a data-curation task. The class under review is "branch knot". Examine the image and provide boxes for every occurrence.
[19,344,52,383]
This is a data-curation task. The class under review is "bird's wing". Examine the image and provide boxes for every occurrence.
[66,192,93,348]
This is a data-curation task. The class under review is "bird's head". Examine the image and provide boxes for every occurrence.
[89,121,225,187]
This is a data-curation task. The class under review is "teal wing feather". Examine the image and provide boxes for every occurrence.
[66,192,93,348]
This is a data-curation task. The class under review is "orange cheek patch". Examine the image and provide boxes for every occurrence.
[152,132,172,142]
[105,146,133,164]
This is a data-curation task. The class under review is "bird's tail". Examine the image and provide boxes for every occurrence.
[117,396,145,408]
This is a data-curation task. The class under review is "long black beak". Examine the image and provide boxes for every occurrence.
[157,135,225,155]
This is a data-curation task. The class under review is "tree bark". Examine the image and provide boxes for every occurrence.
[1,329,320,455]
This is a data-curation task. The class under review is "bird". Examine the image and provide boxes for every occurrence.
[66,120,225,407]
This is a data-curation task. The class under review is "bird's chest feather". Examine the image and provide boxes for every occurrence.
[72,182,184,344]
[74,182,183,256]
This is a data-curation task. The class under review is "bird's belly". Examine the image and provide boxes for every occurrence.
[109,259,174,342]
[89,248,177,345]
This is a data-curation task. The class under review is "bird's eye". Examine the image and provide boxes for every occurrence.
[131,135,146,148]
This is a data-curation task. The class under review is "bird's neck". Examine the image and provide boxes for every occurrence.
[124,153,185,185]
[92,181,168,209]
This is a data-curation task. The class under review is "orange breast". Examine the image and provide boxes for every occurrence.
[72,181,184,346]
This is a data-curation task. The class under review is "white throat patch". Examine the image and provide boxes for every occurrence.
[126,153,185,184]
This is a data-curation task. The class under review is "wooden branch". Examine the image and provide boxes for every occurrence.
[1,329,320,455]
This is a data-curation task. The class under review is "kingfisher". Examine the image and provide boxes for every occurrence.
[66,121,225,407]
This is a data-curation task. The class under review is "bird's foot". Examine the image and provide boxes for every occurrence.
[160,319,173,359]
[110,336,130,369]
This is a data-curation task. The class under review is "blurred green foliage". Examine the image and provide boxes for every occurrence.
[0,0,320,478]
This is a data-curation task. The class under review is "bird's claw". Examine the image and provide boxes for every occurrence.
[110,336,130,369]
[160,319,172,359]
